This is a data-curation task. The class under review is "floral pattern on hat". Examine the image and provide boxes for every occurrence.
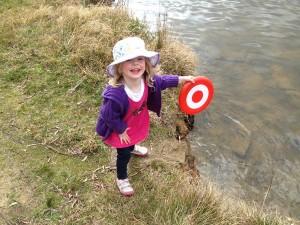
[107,37,160,76]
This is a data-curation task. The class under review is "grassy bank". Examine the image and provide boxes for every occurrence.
[0,0,292,224]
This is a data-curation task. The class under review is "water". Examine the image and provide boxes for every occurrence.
[124,0,300,219]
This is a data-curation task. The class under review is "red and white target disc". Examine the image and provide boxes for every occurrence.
[178,76,214,115]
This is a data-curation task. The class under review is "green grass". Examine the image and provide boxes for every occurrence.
[0,1,293,224]
[0,0,31,12]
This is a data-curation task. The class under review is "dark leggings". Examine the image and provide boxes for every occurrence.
[116,145,135,179]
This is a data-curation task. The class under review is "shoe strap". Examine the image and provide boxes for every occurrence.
[134,145,145,152]
[118,180,132,189]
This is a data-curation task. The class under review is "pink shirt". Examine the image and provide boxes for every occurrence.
[104,83,149,148]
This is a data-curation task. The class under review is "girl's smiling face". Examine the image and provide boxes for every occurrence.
[121,56,146,80]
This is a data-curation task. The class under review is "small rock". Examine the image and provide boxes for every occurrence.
[176,119,189,140]
[287,133,300,152]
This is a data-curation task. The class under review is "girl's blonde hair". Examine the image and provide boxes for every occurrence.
[108,58,157,87]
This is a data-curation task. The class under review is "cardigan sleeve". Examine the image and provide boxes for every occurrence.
[147,75,179,117]
[97,99,127,135]
[155,74,179,90]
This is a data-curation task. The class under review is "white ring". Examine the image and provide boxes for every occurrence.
[186,84,209,109]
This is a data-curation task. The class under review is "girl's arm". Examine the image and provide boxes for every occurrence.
[178,75,196,84]
[154,75,195,90]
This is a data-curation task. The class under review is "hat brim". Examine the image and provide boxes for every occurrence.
[106,50,160,76]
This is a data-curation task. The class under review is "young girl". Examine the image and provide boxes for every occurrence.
[96,37,195,196]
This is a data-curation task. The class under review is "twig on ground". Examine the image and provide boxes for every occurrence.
[27,143,72,156]
[67,65,88,94]
[67,77,86,94]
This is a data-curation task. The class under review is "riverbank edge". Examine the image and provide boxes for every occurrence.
[0,0,292,224]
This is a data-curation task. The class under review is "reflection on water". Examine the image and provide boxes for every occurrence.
[126,0,300,219]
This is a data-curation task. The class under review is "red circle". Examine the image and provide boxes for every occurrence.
[178,76,214,115]
[192,91,203,103]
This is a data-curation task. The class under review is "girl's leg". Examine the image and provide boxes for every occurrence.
[116,145,135,179]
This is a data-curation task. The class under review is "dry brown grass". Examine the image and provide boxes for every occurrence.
[160,40,198,76]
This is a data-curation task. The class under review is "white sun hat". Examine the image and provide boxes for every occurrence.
[106,37,160,76]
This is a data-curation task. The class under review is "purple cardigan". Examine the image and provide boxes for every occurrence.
[96,75,179,140]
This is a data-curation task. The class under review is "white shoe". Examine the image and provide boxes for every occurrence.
[131,145,148,157]
[116,178,134,197]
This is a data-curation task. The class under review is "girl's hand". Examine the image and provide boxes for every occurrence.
[119,128,131,144]
[178,75,196,84]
